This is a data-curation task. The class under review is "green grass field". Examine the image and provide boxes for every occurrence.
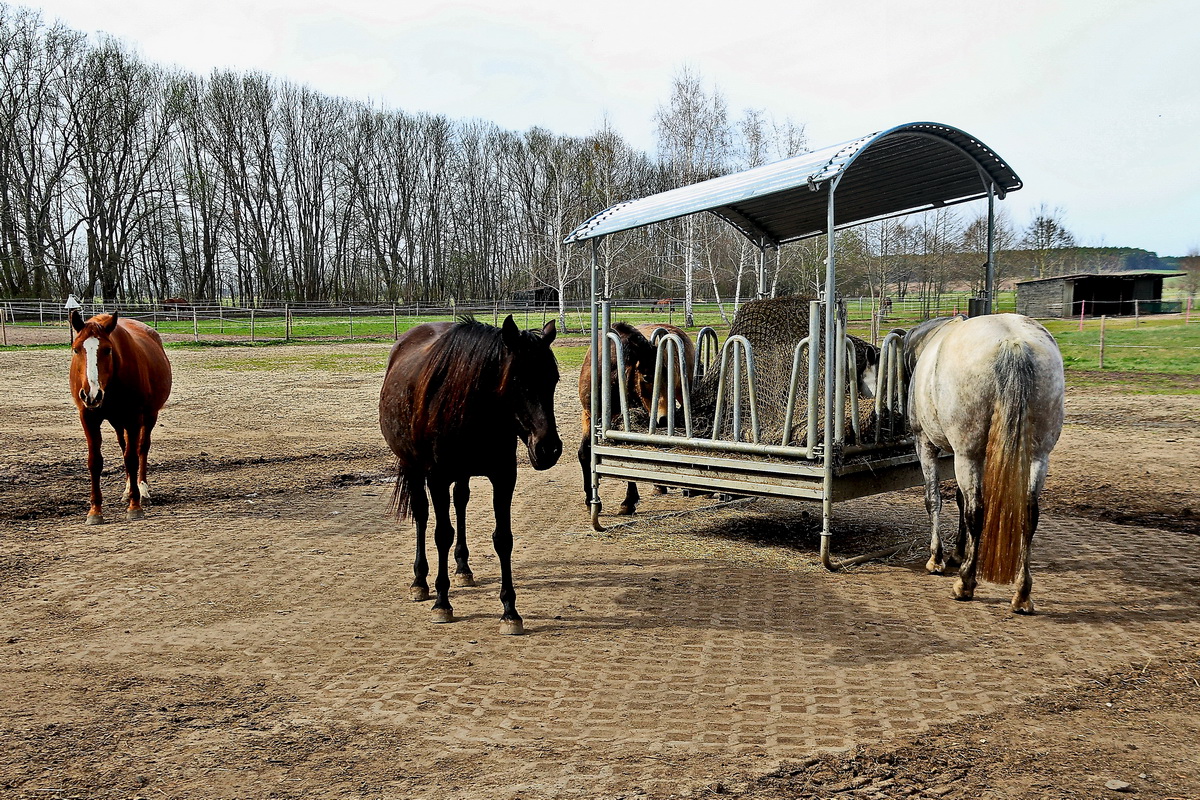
[5,297,1197,383]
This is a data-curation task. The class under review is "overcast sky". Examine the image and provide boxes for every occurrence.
[23,0,1200,256]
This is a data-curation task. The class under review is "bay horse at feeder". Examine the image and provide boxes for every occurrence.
[904,313,1064,613]
[379,315,561,635]
[68,310,172,524]
[578,322,696,515]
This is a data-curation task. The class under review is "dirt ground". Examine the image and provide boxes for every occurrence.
[1,334,1198,799]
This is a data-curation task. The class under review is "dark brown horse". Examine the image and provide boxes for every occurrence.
[578,322,696,515]
[379,315,561,635]
[68,310,172,524]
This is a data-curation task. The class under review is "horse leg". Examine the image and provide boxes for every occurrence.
[428,478,455,623]
[1011,459,1049,615]
[117,427,131,501]
[949,487,967,569]
[122,420,146,521]
[83,416,105,525]
[490,469,523,635]
[578,435,598,510]
[135,412,157,505]
[453,480,476,587]
[953,462,985,602]
[618,481,640,516]
[916,436,945,574]
[409,476,430,602]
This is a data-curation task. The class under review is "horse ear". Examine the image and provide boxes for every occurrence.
[540,319,556,345]
[103,310,119,333]
[501,314,521,350]
[69,309,85,332]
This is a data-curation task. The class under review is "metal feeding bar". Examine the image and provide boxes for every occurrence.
[694,326,719,380]
[711,335,762,444]
[874,331,908,443]
[647,332,693,438]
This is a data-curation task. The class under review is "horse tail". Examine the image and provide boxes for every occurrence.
[389,461,413,520]
[978,340,1036,585]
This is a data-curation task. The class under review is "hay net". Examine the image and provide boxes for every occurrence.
[690,296,875,448]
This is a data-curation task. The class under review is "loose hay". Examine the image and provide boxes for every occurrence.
[590,494,929,573]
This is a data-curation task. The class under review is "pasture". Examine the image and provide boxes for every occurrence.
[1,336,1198,799]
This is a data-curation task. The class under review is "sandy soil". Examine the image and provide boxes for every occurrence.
[1,338,1198,799]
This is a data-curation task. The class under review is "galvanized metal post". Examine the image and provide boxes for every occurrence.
[985,182,996,314]
[589,239,603,530]
[821,182,839,567]
[757,243,767,300]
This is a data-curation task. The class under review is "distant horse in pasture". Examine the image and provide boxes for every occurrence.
[578,322,696,515]
[68,310,172,524]
[653,298,674,313]
[904,314,1064,613]
[379,315,562,635]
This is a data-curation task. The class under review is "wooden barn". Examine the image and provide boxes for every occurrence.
[1015,271,1184,318]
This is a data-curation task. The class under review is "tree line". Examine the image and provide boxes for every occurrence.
[1,5,1099,325]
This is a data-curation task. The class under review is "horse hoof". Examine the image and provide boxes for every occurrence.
[85,514,105,526]
[926,558,945,575]
[952,580,975,601]
[500,617,525,636]
[431,607,455,624]
[126,508,145,522]
[1011,598,1035,615]
[454,573,476,588]
[617,505,636,516]
[410,586,430,602]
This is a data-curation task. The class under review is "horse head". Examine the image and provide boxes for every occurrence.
[854,337,881,400]
[501,315,562,470]
[607,322,665,424]
[70,310,120,410]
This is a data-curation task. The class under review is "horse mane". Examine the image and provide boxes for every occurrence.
[418,315,510,429]
[610,321,654,364]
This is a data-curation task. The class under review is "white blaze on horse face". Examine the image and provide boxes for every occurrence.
[82,337,101,402]
[859,361,878,400]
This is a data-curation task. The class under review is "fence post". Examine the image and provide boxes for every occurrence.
[250,308,256,343]
[1134,299,1140,325]
[193,307,199,342]
[285,304,291,341]
[1099,315,1107,369]
[1,305,7,346]
[39,302,44,328]
[392,303,398,340]
[348,306,354,339]
[1079,299,1085,331]
[219,304,224,334]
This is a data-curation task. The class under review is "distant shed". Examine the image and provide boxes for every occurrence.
[1015,271,1185,318]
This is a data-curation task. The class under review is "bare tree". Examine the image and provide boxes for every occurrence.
[655,67,731,325]
[0,7,83,297]
[1022,203,1076,278]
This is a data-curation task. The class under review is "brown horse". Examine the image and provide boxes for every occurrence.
[68,310,172,524]
[379,315,561,635]
[578,322,696,515]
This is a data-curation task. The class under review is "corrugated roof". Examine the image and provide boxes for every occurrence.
[565,121,1021,246]
[1015,271,1186,285]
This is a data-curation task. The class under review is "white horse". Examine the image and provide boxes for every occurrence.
[904,314,1065,614]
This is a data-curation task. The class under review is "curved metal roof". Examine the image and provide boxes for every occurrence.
[564,121,1021,246]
